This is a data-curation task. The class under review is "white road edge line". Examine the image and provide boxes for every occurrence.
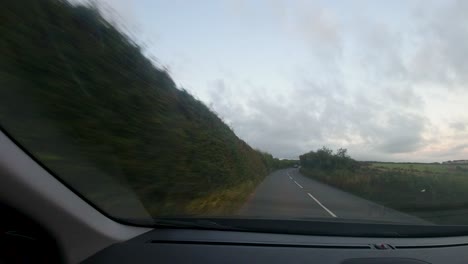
[294,181,303,189]
[287,172,293,180]
[307,192,337,218]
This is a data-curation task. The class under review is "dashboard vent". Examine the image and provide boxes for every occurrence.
[395,242,468,249]
[148,240,372,249]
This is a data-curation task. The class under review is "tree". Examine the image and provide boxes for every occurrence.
[299,147,356,171]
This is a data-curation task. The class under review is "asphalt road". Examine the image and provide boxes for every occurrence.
[239,168,428,224]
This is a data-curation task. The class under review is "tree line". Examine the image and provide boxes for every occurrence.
[299,147,358,171]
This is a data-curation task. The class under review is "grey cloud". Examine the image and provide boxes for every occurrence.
[297,7,341,48]
[374,114,427,154]
[207,79,326,159]
[383,85,424,109]
[353,21,408,81]
[209,79,228,105]
[450,122,467,131]
[96,0,468,162]
[425,143,468,160]
[207,75,429,160]
[377,137,422,154]
[452,144,468,153]
[273,1,344,63]
[340,101,428,155]
[201,2,451,161]
[409,0,468,88]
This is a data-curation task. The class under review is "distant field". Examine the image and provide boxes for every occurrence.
[368,162,468,176]
[301,161,468,225]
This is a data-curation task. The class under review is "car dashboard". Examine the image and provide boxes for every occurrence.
[83,228,468,264]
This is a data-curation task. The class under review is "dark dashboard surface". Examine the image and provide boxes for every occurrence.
[84,227,468,263]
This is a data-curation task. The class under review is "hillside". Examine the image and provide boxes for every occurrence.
[0,0,281,216]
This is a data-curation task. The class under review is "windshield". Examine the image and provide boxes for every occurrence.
[2,0,468,234]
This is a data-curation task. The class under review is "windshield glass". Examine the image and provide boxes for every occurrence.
[2,0,468,233]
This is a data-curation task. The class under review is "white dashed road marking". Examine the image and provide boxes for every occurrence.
[294,181,303,189]
[307,192,337,218]
[287,170,337,218]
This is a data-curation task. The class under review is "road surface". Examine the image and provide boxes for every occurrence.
[239,168,428,224]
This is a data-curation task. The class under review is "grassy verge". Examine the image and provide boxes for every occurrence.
[300,164,468,224]
[184,180,261,215]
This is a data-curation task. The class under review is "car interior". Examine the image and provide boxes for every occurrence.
[2,127,468,264]
[3,0,468,263]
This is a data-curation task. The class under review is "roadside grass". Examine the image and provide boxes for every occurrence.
[301,163,468,224]
[184,180,260,215]
[133,180,263,217]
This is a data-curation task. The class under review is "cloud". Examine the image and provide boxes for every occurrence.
[450,122,467,131]
[296,5,341,49]
[96,0,468,162]
[207,75,430,160]
[200,0,468,161]
[452,144,468,153]
[383,85,424,109]
[408,0,468,88]
[374,114,427,154]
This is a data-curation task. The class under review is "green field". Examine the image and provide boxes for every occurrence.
[301,155,468,225]
[368,162,468,176]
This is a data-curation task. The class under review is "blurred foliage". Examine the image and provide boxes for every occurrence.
[0,0,286,217]
[299,147,357,171]
[259,151,298,172]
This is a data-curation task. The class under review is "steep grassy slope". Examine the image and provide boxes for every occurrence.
[1,0,272,217]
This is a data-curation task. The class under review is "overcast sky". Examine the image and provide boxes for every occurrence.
[93,0,468,162]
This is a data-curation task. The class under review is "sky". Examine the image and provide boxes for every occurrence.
[90,0,468,162]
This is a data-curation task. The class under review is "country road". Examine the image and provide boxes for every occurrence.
[239,168,428,224]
